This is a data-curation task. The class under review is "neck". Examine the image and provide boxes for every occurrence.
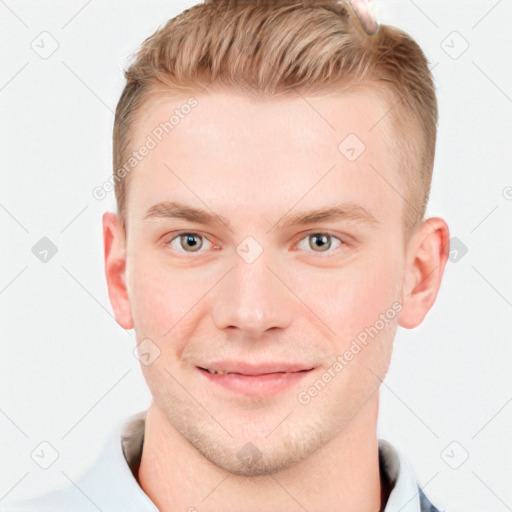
[138,393,384,512]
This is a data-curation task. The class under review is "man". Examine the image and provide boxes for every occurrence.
[2,0,450,510]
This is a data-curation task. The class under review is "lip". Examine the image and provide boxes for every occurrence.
[198,361,315,375]
[197,362,316,396]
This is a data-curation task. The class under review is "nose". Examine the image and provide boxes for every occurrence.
[211,248,294,338]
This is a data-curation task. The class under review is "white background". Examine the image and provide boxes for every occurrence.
[1,1,511,511]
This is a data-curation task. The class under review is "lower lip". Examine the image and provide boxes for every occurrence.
[198,367,314,396]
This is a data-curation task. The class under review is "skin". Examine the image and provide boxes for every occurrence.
[103,86,449,512]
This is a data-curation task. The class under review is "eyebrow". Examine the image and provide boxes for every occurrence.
[143,201,381,231]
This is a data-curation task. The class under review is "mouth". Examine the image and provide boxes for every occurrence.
[197,365,316,396]
[198,367,313,375]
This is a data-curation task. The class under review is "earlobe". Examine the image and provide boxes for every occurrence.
[398,217,450,329]
[103,212,134,330]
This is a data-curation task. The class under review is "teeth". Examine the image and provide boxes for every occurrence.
[206,369,228,374]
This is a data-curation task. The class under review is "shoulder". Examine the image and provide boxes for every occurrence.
[378,438,449,512]
[1,411,155,512]
[0,484,98,512]
[418,486,446,512]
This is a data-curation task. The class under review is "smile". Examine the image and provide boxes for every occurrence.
[197,366,315,396]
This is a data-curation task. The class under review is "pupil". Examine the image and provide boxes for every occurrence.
[184,234,201,251]
[312,234,329,251]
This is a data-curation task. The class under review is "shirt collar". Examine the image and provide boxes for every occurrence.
[119,410,435,512]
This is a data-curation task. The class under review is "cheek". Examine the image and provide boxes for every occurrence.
[126,250,219,342]
[297,249,403,344]
[306,252,402,404]
[126,250,175,333]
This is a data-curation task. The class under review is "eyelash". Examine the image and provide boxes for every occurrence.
[163,231,347,257]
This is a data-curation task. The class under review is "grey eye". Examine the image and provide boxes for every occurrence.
[179,233,204,252]
[297,233,343,254]
[308,233,332,252]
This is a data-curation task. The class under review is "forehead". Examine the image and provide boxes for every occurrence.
[125,86,404,230]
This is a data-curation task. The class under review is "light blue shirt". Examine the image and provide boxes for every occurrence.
[0,410,444,511]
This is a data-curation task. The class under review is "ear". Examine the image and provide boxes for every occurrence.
[103,212,134,330]
[398,217,450,329]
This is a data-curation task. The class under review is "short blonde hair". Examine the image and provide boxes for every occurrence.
[113,0,438,238]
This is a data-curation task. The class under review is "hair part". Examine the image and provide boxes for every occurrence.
[113,0,438,242]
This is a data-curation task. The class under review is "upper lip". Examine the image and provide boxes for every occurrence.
[198,361,316,375]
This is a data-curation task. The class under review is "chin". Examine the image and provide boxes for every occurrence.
[179,414,335,477]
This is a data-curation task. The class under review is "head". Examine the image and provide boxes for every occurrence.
[104,0,449,476]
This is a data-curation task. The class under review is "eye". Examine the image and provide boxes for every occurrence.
[165,232,213,253]
[297,232,344,254]
[162,231,346,256]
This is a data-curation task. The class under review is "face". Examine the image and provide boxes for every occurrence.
[109,87,413,475]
